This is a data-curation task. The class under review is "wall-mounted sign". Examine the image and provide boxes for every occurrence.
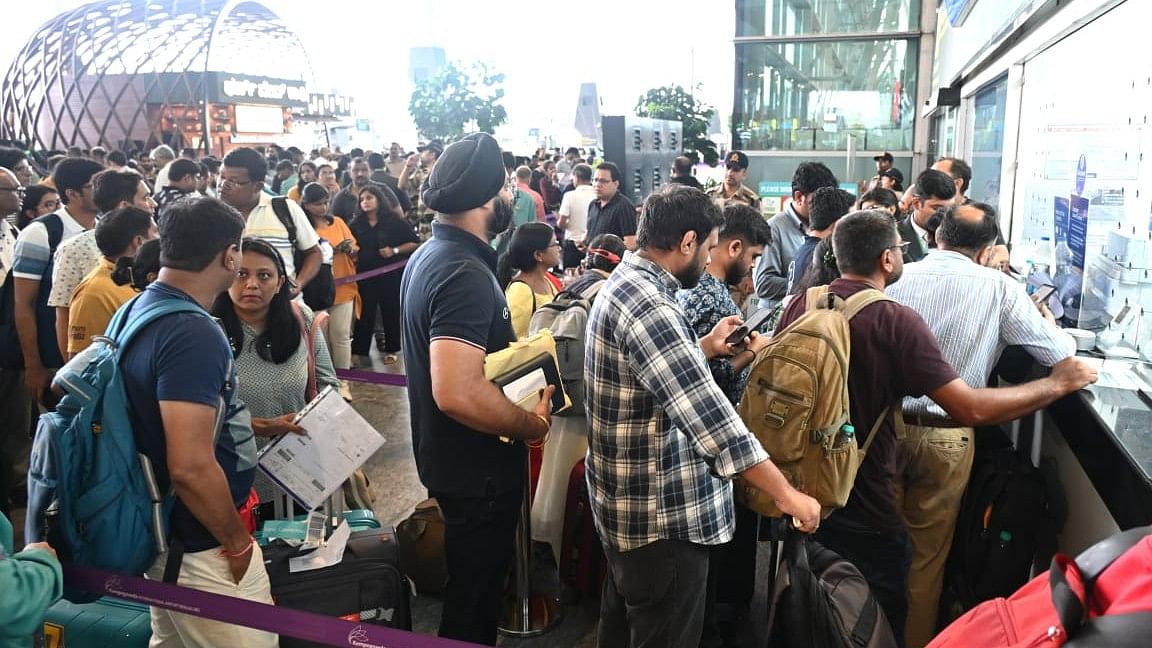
[214,73,308,108]
[304,93,354,118]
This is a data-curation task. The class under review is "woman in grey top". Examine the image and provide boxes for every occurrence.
[212,237,339,503]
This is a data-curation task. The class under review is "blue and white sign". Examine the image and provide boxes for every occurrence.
[1075,154,1087,196]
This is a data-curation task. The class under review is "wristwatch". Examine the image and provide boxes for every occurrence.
[392,247,399,256]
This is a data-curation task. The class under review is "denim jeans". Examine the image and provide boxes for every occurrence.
[598,539,710,648]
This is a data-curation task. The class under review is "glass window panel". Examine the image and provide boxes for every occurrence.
[734,39,918,151]
[737,0,918,37]
[969,76,1008,211]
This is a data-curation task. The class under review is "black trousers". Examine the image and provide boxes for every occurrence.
[598,539,711,648]
[432,487,522,645]
[351,272,403,355]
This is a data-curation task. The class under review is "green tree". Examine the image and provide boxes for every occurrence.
[409,62,508,142]
[635,84,719,165]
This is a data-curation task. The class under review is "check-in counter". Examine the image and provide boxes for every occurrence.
[1035,358,1152,554]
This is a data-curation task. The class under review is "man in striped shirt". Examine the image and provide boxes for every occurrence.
[218,148,321,296]
[886,202,1076,648]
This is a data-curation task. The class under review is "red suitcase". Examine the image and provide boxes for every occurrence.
[928,526,1152,647]
[558,458,606,599]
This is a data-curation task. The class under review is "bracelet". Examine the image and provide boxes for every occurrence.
[526,414,550,448]
[220,538,254,559]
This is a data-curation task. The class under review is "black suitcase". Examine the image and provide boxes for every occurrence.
[264,526,412,648]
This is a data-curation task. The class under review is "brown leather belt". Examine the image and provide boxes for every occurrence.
[902,413,968,429]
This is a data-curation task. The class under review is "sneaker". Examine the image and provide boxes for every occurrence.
[339,381,353,402]
[374,333,387,352]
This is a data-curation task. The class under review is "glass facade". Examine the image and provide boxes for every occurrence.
[969,75,1008,212]
[733,38,918,151]
[737,0,919,36]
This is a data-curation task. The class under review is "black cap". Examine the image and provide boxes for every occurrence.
[421,133,506,215]
[725,151,749,170]
[417,140,445,156]
[879,167,904,184]
[873,151,894,162]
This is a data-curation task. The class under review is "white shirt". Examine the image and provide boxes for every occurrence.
[48,229,101,307]
[886,249,1075,419]
[242,192,320,278]
[558,184,596,242]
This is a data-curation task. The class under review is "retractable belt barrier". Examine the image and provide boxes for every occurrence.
[64,565,482,648]
[336,369,407,387]
[334,259,408,286]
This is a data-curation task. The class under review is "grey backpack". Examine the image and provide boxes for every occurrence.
[528,280,604,417]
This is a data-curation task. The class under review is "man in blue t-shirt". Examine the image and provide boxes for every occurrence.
[120,197,276,647]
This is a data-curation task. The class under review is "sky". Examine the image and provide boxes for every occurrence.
[3,1,735,150]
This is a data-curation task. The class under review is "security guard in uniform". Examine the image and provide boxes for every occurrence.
[706,151,761,210]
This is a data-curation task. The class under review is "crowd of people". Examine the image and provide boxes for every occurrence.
[0,131,1099,648]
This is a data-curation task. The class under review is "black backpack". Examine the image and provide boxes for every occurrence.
[942,437,1062,621]
[0,213,64,370]
[767,529,899,648]
[270,197,335,311]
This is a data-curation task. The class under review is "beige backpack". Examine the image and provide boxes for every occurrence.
[736,285,893,517]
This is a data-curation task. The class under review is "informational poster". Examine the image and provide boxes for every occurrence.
[1053,196,1070,243]
[1068,195,1090,272]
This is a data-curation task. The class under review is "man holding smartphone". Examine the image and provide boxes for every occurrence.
[886,202,1076,648]
[675,202,774,645]
[587,185,820,648]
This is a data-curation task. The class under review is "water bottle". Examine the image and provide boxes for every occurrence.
[837,423,856,447]
[1026,237,1054,294]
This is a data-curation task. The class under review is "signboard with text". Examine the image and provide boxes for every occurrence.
[212,72,308,108]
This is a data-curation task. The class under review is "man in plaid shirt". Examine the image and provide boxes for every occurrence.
[585,185,820,648]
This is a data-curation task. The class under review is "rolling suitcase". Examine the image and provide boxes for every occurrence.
[41,596,151,647]
[264,526,412,648]
[558,458,606,600]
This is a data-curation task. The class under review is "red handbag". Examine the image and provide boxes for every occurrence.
[928,527,1152,647]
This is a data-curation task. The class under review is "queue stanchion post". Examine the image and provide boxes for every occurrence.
[498,436,562,637]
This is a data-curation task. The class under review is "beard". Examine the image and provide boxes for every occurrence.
[724,259,749,287]
[676,256,709,290]
[486,196,514,239]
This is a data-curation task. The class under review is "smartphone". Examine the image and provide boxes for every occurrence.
[1032,284,1057,304]
[725,308,776,346]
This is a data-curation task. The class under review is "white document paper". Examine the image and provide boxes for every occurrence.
[289,519,351,573]
[258,386,385,511]
[503,367,547,410]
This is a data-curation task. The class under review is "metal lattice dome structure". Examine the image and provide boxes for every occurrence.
[1,0,316,154]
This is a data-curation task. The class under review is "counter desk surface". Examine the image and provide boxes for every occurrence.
[1047,356,1152,528]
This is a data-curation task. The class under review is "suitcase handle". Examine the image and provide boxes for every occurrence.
[1049,526,1152,639]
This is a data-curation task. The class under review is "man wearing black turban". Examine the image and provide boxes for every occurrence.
[400,133,554,644]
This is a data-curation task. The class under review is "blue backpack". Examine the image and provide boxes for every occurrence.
[25,296,216,591]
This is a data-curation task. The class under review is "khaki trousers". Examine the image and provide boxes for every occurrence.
[894,423,975,648]
[145,543,278,647]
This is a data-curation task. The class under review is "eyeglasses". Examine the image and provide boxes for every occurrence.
[0,186,25,194]
[591,178,615,184]
[218,177,253,189]
[889,241,910,253]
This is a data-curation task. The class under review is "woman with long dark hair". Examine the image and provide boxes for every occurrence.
[349,184,418,365]
[301,182,360,400]
[498,222,561,338]
[211,237,338,501]
[286,161,317,204]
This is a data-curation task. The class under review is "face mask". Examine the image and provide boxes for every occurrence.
[487,196,514,239]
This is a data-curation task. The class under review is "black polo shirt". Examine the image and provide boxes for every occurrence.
[586,192,637,242]
[400,221,524,498]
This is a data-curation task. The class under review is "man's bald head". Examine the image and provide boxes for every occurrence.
[0,167,22,216]
[935,202,999,257]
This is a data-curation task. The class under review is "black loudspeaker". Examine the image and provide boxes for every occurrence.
[601,115,684,205]
[937,86,962,107]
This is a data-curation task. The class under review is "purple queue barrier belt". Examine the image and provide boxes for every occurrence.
[335,259,408,286]
[336,369,407,387]
[64,565,482,648]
